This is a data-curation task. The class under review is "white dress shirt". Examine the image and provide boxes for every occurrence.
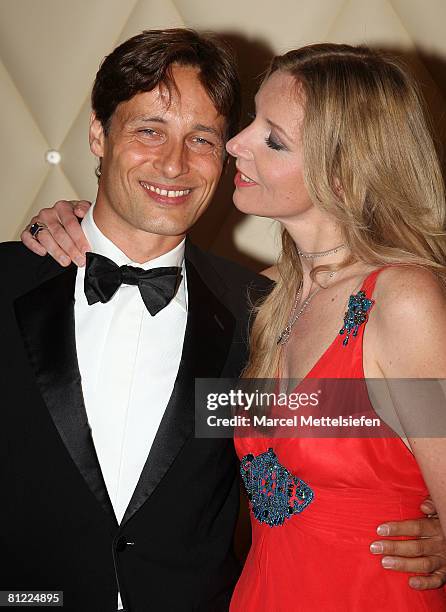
[74,206,187,610]
[74,205,187,525]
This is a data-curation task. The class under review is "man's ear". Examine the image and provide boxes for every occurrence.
[89,112,105,157]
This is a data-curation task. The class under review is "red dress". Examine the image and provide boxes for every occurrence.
[232,269,446,611]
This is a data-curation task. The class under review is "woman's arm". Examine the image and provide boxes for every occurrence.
[372,266,446,536]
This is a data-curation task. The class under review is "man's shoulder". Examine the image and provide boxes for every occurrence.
[0,241,63,296]
[185,242,274,314]
[0,240,41,262]
[186,242,272,287]
[206,250,271,288]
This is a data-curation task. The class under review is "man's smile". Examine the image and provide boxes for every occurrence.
[139,180,193,203]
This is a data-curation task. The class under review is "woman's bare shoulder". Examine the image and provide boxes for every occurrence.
[374,265,445,314]
[370,265,446,377]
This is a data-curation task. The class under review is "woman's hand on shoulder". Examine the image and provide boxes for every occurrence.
[21,200,92,267]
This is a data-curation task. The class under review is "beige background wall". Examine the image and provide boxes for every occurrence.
[1,0,445,268]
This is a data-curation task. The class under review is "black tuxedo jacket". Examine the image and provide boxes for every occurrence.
[0,240,272,612]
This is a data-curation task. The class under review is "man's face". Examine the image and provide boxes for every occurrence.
[90,64,227,240]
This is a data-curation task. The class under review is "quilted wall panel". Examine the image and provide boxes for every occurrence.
[1,0,445,269]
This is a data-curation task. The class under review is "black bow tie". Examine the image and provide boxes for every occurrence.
[84,252,182,316]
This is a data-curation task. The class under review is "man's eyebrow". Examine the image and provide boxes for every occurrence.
[130,115,167,124]
[193,124,223,139]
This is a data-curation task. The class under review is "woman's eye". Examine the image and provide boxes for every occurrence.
[265,134,285,151]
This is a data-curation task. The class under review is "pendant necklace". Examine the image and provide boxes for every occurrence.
[277,270,337,346]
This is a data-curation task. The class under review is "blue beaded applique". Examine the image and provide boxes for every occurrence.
[339,290,374,346]
[240,448,314,527]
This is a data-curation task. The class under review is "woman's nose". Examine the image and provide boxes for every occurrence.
[226,128,253,160]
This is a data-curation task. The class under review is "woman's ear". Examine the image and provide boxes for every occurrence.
[333,177,344,198]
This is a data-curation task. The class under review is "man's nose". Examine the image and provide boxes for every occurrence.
[153,140,189,178]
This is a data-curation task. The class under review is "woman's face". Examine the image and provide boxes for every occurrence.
[226,71,313,222]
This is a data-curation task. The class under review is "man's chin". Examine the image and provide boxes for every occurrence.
[137,218,194,238]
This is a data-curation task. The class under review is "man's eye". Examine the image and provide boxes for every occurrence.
[193,137,213,146]
[139,128,158,136]
[189,136,218,153]
[265,134,286,151]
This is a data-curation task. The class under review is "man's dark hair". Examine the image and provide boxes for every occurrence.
[92,28,241,141]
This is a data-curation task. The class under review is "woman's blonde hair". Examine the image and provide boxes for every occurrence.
[245,43,446,378]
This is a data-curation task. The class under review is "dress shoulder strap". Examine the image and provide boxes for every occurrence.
[359,266,392,298]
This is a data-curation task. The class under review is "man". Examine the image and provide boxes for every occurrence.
[1,29,271,612]
[5,28,446,612]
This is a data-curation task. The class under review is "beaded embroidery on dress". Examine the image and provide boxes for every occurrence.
[339,290,374,346]
[240,448,314,527]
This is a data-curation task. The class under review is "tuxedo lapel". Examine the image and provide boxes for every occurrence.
[122,253,236,524]
[14,266,117,525]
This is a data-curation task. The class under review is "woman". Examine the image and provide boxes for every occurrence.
[225,44,446,610]
[22,44,446,609]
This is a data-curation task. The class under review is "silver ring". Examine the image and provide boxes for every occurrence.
[29,221,48,240]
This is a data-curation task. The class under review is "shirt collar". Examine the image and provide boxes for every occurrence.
[81,204,187,312]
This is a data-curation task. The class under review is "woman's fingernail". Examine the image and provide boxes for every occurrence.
[60,256,70,266]
[382,556,396,568]
[370,542,383,554]
[377,524,390,536]
[75,256,86,267]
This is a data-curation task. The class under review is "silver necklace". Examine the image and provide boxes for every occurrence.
[277,271,337,346]
[297,244,345,259]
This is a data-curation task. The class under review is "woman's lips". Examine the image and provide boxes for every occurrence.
[234,171,258,188]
